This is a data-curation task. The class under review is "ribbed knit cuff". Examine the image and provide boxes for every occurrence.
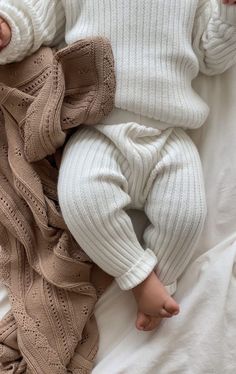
[0,3,33,64]
[116,249,157,290]
[164,281,177,296]
[217,3,236,25]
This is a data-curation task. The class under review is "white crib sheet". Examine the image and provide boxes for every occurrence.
[1,66,236,374]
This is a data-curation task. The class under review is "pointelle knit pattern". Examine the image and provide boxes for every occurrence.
[0,37,115,373]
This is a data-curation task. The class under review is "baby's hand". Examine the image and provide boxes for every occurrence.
[0,17,11,50]
[222,0,236,5]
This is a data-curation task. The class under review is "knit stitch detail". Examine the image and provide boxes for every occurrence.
[116,249,157,290]
[0,38,115,373]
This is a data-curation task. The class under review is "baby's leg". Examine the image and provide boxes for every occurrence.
[138,128,206,329]
[58,125,187,330]
[58,125,158,291]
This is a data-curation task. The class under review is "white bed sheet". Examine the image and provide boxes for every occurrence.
[0,67,236,373]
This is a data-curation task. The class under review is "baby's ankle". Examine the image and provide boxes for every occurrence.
[132,271,156,299]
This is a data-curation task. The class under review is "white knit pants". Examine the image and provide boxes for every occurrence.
[58,120,206,293]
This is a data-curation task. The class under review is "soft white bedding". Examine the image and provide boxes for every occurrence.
[1,67,236,373]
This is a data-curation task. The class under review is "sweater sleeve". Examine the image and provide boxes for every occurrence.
[0,0,65,64]
[193,0,236,76]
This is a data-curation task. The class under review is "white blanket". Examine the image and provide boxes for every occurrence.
[1,67,236,373]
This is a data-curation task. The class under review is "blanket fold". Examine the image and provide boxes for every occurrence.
[0,37,115,373]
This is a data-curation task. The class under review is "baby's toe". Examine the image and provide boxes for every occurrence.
[163,297,180,316]
[159,308,173,318]
[135,311,151,331]
[143,316,162,331]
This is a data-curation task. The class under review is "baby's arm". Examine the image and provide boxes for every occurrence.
[0,0,65,64]
[193,0,236,75]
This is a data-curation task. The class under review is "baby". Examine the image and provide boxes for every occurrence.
[0,0,236,332]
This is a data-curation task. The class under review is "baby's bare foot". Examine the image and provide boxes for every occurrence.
[136,311,162,331]
[132,271,180,331]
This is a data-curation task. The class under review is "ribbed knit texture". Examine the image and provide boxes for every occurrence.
[58,120,207,291]
[0,1,236,128]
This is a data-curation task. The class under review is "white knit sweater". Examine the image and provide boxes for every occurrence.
[0,0,236,128]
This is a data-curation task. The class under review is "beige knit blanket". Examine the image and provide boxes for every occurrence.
[0,37,115,373]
